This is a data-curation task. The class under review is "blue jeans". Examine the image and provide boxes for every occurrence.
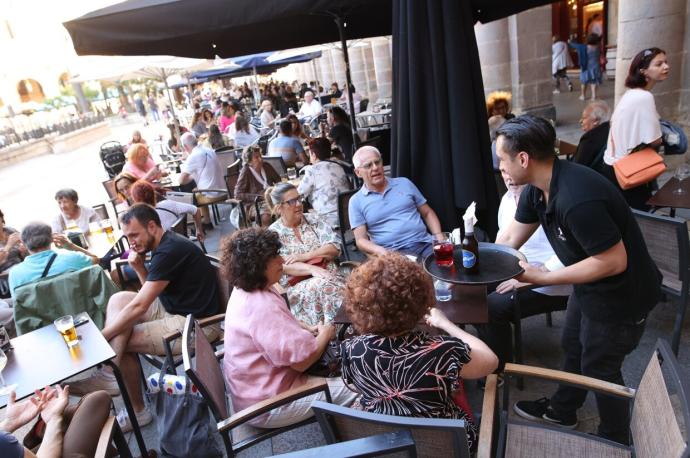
[398,241,434,260]
[549,294,645,444]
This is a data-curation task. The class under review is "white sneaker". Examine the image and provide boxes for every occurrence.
[553,89,561,94]
[117,408,153,434]
[66,370,120,396]
[578,95,585,101]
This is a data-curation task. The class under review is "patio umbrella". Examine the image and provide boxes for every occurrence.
[64,0,556,232]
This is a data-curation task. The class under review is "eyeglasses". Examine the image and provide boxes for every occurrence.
[358,158,382,170]
[281,196,303,207]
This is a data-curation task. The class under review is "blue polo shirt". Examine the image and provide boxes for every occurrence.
[349,177,431,251]
[267,135,304,165]
[8,249,92,297]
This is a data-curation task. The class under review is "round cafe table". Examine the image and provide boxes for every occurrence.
[421,242,526,324]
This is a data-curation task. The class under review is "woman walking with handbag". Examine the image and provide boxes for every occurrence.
[604,47,670,209]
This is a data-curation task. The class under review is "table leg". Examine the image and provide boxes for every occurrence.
[103,360,149,457]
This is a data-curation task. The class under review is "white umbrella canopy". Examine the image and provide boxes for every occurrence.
[69,55,214,83]
[265,40,369,63]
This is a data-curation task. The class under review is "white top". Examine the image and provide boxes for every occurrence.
[604,88,662,166]
[298,99,322,118]
[233,126,260,148]
[297,161,351,227]
[260,110,275,128]
[155,199,198,231]
[181,145,226,197]
[552,41,572,74]
[51,205,100,234]
[497,187,572,297]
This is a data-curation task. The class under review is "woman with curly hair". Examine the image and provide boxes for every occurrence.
[341,253,498,451]
[486,91,514,119]
[266,182,347,326]
[221,228,357,428]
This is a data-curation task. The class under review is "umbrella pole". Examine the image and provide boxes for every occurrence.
[334,14,359,152]
[164,79,182,150]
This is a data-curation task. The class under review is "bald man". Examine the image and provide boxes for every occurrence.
[348,146,442,258]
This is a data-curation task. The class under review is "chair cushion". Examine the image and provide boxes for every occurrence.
[505,423,631,458]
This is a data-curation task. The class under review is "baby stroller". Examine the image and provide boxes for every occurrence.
[100,141,126,178]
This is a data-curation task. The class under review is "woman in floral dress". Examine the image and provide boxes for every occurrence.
[341,253,498,451]
[267,182,347,326]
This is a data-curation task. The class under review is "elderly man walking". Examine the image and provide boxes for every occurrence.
[349,146,443,258]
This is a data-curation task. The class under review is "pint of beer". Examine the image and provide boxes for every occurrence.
[101,219,114,236]
[54,315,79,347]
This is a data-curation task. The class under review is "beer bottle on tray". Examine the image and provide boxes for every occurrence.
[462,217,479,274]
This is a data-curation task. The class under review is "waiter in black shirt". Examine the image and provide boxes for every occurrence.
[495,115,661,444]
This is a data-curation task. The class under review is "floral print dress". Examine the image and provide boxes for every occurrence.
[341,332,477,450]
[269,213,346,325]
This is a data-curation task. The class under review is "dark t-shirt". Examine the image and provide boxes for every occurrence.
[330,124,353,162]
[572,121,610,169]
[515,159,661,322]
[147,231,220,317]
[0,431,23,458]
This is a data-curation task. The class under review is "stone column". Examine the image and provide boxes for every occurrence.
[348,46,370,99]
[615,0,688,122]
[372,37,393,99]
[475,18,512,95]
[475,6,555,120]
[330,48,348,88]
[319,53,335,88]
[507,6,554,119]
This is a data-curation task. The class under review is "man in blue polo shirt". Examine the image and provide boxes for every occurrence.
[349,146,442,258]
[8,222,97,296]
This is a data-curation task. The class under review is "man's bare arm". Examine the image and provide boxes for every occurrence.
[353,225,387,256]
[101,280,169,340]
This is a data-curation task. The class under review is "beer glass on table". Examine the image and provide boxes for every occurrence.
[0,347,17,395]
[432,232,454,267]
[54,315,79,347]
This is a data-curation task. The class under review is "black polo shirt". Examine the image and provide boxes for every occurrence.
[515,159,661,323]
[147,231,220,317]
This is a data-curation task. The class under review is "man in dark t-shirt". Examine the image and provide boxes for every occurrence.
[494,116,661,444]
[69,204,222,430]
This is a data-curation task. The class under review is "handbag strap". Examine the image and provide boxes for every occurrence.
[41,253,58,279]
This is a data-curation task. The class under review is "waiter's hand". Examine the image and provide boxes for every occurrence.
[516,261,547,285]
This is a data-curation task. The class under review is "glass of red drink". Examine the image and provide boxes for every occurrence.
[433,232,454,267]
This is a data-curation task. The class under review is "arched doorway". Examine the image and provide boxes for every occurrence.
[16,79,46,103]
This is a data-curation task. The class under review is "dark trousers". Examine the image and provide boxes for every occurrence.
[477,289,569,369]
[549,295,645,443]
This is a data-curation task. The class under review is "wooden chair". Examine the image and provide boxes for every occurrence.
[311,400,472,458]
[224,160,250,228]
[170,213,207,253]
[262,155,287,177]
[182,314,332,457]
[95,415,132,458]
[92,203,110,221]
[272,430,416,457]
[633,209,689,355]
[101,179,124,227]
[481,339,690,458]
[337,189,367,263]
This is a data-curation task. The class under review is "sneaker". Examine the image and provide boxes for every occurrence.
[568,84,574,92]
[578,95,585,101]
[543,406,578,429]
[66,370,120,397]
[117,408,153,434]
[513,397,550,421]
[553,89,561,94]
